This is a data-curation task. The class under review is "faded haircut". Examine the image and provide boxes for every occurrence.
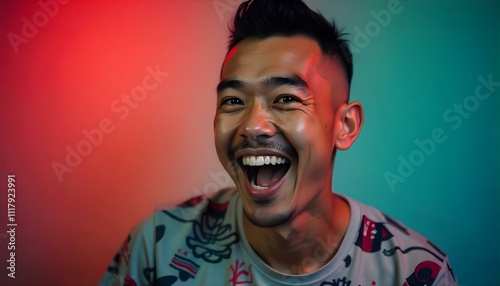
[226,0,353,86]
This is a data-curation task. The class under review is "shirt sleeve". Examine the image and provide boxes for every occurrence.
[99,217,157,286]
[433,256,457,286]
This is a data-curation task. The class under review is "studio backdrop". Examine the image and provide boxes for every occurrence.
[0,0,498,285]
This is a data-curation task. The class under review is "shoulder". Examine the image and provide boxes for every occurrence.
[100,188,240,285]
[351,197,442,255]
[155,187,239,226]
[343,195,457,285]
[135,188,240,240]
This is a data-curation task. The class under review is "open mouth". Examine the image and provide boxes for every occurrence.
[239,155,291,191]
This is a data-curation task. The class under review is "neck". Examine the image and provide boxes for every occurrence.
[242,188,350,275]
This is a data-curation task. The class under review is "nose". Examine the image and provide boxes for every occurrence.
[240,101,276,140]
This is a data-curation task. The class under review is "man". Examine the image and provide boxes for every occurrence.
[101,0,456,285]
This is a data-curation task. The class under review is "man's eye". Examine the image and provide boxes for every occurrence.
[221,97,243,106]
[275,95,300,103]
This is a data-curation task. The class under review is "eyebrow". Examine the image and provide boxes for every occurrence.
[216,79,242,94]
[216,75,309,94]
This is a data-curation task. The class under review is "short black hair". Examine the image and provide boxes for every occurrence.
[227,0,353,86]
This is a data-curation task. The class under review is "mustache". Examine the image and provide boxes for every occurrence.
[228,135,297,161]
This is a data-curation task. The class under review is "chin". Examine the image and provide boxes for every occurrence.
[242,200,295,228]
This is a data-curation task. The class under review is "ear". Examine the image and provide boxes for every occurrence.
[334,101,364,150]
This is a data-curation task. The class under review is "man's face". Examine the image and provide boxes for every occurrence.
[214,36,349,227]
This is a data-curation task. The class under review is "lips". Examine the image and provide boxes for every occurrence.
[236,150,293,200]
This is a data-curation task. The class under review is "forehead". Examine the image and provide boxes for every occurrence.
[221,36,329,83]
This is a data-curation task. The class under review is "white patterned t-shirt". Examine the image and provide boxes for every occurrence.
[100,189,456,286]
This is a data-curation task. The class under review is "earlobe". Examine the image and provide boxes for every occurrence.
[335,101,364,150]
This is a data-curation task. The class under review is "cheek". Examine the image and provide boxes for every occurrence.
[214,115,237,155]
[280,113,334,152]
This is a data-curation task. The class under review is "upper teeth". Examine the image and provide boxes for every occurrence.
[242,156,288,166]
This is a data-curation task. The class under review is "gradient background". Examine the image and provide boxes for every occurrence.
[0,0,499,285]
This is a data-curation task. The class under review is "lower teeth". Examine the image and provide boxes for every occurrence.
[251,181,268,190]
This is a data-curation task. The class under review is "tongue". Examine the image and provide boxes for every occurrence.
[256,164,288,187]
